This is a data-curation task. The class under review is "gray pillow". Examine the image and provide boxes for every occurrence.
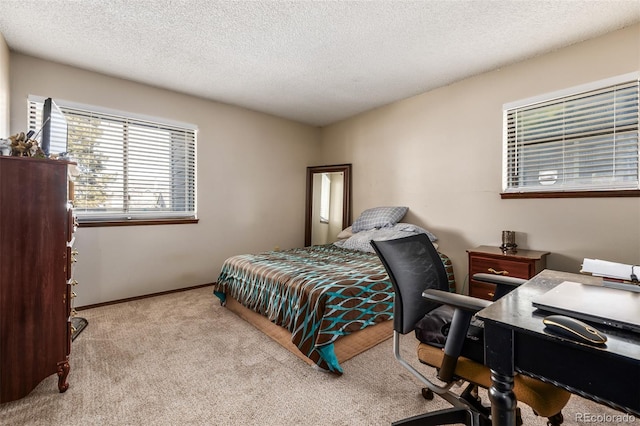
[351,206,408,232]
[334,223,437,253]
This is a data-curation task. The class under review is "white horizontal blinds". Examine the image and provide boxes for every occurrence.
[66,107,196,220]
[27,100,41,136]
[28,98,196,221]
[504,78,639,192]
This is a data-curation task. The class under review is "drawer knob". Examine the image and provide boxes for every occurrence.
[488,292,495,298]
[488,268,509,275]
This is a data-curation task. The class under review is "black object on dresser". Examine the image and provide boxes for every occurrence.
[0,156,77,403]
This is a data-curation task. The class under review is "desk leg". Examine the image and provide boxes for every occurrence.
[489,369,516,426]
[484,323,517,426]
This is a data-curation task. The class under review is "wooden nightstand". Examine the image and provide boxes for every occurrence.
[467,246,550,300]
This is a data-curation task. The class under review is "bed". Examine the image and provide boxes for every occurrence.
[213,207,456,374]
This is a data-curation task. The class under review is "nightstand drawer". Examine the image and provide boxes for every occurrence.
[469,256,530,279]
[469,281,498,300]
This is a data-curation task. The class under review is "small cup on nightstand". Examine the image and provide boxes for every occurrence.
[501,230,517,253]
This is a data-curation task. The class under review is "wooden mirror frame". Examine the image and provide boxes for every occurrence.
[304,164,352,247]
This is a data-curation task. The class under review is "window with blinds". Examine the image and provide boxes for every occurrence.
[28,97,197,223]
[319,173,331,223]
[502,74,639,196]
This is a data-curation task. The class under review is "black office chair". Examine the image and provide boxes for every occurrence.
[371,234,570,426]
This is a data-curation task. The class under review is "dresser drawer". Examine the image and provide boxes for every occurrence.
[469,256,530,279]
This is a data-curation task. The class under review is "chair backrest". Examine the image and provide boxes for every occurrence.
[371,234,450,335]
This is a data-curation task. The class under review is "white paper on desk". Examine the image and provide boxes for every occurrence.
[581,258,636,280]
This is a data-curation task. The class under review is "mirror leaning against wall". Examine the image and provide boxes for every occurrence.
[305,164,352,247]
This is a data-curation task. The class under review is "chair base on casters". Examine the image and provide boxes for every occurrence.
[392,407,490,426]
[393,403,524,426]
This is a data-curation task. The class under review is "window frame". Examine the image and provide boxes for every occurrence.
[28,96,198,226]
[501,73,640,199]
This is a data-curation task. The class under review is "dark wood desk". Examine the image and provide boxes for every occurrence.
[477,270,640,426]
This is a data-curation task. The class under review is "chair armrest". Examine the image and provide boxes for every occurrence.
[422,289,491,313]
[421,289,491,382]
[472,273,527,300]
[472,273,526,287]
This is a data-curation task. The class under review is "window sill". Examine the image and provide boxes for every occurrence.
[501,190,640,199]
[78,218,199,227]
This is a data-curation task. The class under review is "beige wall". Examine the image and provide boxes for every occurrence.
[7,24,640,303]
[0,33,9,137]
[9,53,321,306]
[320,24,640,293]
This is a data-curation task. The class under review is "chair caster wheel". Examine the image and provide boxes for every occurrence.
[421,387,434,400]
[547,412,563,426]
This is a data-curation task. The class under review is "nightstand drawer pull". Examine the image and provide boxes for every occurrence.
[488,268,509,275]
[488,292,495,298]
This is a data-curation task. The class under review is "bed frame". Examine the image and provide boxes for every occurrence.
[225,295,393,368]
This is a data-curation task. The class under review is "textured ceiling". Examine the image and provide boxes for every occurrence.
[1,0,639,126]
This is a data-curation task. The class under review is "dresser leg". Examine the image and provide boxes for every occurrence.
[57,359,70,393]
[489,369,517,426]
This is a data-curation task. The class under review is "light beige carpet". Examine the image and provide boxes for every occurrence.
[0,286,631,425]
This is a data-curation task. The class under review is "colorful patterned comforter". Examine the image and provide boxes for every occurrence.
[213,244,455,374]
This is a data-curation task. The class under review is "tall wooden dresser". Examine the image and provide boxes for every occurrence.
[0,156,76,403]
